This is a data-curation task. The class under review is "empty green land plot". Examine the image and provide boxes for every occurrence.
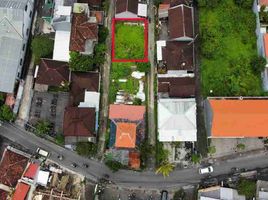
[114,22,145,59]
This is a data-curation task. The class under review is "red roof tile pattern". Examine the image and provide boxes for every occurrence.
[69,72,99,106]
[63,107,96,137]
[77,0,102,7]
[109,105,146,121]
[162,41,194,71]
[116,0,138,14]
[12,182,30,200]
[168,5,193,40]
[115,122,137,148]
[0,150,28,187]
[36,59,70,87]
[158,77,195,97]
[0,189,8,200]
[128,151,140,169]
[70,13,98,52]
[23,163,39,179]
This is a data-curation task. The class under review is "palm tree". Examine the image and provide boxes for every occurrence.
[155,161,175,177]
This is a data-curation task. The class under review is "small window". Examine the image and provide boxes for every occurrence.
[25,5,28,11]
[29,11,32,18]
[20,59,23,65]
[26,28,29,35]
[22,44,25,51]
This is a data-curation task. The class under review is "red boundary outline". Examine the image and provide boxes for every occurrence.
[112,18,149,63]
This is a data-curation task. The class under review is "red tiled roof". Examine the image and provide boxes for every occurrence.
[36,59,70,87]
[116,0,138,14]
[0,150,28,187]
[264,34,268,58]
[109,104,145,121]
[0,189,8,200]
[168,5,193,40]
[158,77,195,97]
[128,151,140,169]
[77,0,102,7]
[23,163,39,179]
[69,72,99,106]
[159,4,170,12]
[12,182,30,200]
[163,0,188,6]
[162,41,194,71]
[63,107,96,137]
[115,122,137,148]
[70,13,98,52]
[260,0,268,6]
[90,11,104,25]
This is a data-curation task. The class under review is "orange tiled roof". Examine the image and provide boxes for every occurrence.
[264,34,268,58]
[210,99,268,137]
[115,123,137,148]
[129,151,140,169]
[109,104,145,121]
[159,3,170,11]
[260,0,268,6]
[12,182,30,200]
[24,163,39,179]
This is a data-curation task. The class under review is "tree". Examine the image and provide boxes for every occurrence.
[98,26,109,43]
[76,142,97,157]
[191,154,201,164]
[55,134,64,145]
[105,160,123,172]
[136,62,150,73]
[0,105,15,121]
[251,56,266,75]
[173,188,186,200]
[0,93,4,105]
[31,35,54,63]
[35,120,51,136]
[237,143,245,150]
[208,146,216,155]
[237,178,256,198]
[133,98,142,105]
[69,51,95,72]
[139,140,154,168]
[94,43,107,66]
[155,161,175,177]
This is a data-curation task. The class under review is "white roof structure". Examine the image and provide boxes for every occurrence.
[199,186,245,200]
[138,3,148,17]
[156,40,166,61]
[78,91,100,111]
[37,171,50,186]
[53,30,70,61]
[55,6,72,17]
[158,98,197,142]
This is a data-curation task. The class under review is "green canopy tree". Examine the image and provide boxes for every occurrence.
[0,105,15,121]
[31,35,54,63]
[69,51,94,72]
[35,120,51,136]
[76,142,97,157]
[155,161,175,177]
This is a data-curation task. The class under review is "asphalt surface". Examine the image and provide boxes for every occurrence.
[2,122,268,189]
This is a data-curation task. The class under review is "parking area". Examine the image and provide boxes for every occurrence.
[29,91,69,133]
[211,138,265,158]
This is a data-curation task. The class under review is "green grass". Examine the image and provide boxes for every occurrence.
[115,22,145,59]
[200,0,263,96]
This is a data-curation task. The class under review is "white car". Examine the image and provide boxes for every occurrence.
[199,166,214,174]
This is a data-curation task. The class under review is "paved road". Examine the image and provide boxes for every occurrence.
[2,122,268,189]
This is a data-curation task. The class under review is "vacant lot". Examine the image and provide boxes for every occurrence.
[199,0,264,96]
[115,22,145,59]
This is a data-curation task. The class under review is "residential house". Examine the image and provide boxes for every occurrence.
[77,0,102,8]
[34,58,70,92]
[63,107,96,145]
[168,4,194,41]
[158,98,196,142]
[158,76,195,98]
[108,104,146,169]
[115,0,139,18]
[198,186,245,200]
[256,180,268,200]
[70,3,98,55]
[204,98,268,138]
[0,0,34,93]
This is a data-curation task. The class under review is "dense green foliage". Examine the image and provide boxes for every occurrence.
[105,160,123,172]
[115,22,145,59]
[237,178,256,198]
[139,140,154,168]
[35,120,51,136]
[155,161,175,177]
[31,35,54,63]
[208,146,216,155]
[55,134,64,145]
[76,142,97,157]
[199,0,264,96]
[156,142,169,166]
[0,105,15,121]
[191,154,201,164]
[173,189,186,200]
[69,52,95,72]
[136,62,150,73]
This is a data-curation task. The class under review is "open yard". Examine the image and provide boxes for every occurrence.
[199,0,264,96]
[113,21,146,60]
